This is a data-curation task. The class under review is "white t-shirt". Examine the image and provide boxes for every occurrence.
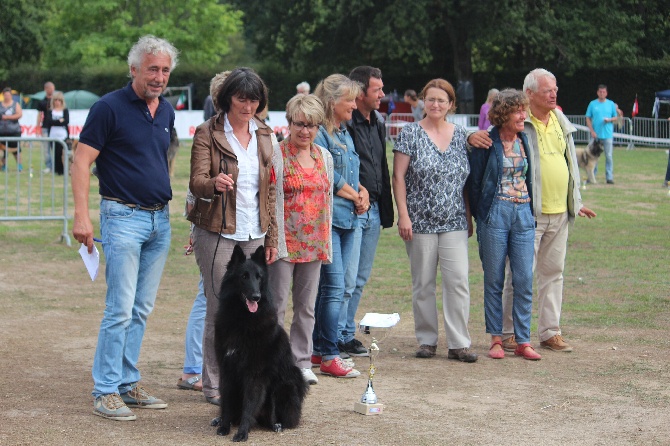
[49,110,68,141]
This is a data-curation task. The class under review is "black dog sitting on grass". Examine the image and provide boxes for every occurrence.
[212,245,308,442]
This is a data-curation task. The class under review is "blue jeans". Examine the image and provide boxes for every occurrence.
[313,226,356,359]
[340,202,381,343]
[593,137,613,181]
[478,200,534,344]
[92,199,171,397]
[183,275,206,374]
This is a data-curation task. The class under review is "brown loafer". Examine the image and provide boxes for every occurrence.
[502,336,518,352]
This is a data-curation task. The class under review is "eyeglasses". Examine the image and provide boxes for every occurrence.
[425,98,449,105]
[292,121,318,130]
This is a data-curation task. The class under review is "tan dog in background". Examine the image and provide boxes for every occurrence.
[576,139,604,187]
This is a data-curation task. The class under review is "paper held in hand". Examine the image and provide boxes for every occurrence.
[78,243,100,281]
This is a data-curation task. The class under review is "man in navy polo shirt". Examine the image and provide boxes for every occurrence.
[72,35,179,422]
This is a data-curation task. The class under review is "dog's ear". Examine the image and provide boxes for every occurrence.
[251,245,266,267]
[229,244,247,268]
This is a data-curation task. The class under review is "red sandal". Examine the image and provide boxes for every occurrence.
[489,340,505,359]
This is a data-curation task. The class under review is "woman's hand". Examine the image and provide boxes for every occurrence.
[397,215,413,241]
[214,172,234,193]
[355,186,370,214]
[265,246,278,265]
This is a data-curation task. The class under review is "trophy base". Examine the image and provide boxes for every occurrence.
[353,401,384,415]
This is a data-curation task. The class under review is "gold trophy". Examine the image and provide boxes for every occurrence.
[354,338,384,415]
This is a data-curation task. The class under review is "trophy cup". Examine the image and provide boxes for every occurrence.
[353,338,384,415]
[353,313,399,416]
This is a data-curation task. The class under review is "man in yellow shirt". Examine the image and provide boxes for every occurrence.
[468,68,596,352]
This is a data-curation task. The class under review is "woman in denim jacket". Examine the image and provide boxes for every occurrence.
[468,89,541,361]
[311,74,369,378]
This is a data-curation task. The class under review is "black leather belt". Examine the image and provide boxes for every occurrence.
[102,196,166,211]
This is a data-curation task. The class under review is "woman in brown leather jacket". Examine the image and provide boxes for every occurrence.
[187,67,279,405]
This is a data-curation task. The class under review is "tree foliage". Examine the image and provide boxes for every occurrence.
[231,0,668,81]
[42,0,243,68]
[0,0,47,79]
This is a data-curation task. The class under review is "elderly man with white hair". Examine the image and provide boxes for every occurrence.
[467,68,596,355]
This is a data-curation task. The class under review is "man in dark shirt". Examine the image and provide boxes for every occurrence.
[338,66,394,356]
[36,81,55,173]
[72,35,178,422]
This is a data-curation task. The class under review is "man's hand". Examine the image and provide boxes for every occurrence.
[578,206,596,219]
[467,130,492,149]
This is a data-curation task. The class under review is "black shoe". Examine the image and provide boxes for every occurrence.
[338,338,369,357]
[447,348,478,363]
[606,180,614,184]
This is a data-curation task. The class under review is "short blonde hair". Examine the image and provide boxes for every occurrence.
[488,89,528,127]
[285,94,325,126]
[313,74,361,135]
[50,91,66,109]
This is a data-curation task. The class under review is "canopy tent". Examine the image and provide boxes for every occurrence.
[25,90,101,109]
[652,89,670,118]
[63,90,100,109]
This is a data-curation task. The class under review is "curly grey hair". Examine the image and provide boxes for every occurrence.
[127,35,179,78]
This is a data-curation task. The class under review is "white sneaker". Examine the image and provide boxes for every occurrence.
[301,367,319,385]
[42,168,51,174]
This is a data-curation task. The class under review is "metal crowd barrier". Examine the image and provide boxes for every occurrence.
[384,113,669,149]
[0,137,71,246]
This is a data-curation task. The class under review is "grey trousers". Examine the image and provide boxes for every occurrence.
[405,231,472,349]
[192,226,263,398]
[268,259,322,369]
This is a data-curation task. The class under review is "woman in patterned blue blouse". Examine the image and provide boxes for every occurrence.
[392,78,478,363]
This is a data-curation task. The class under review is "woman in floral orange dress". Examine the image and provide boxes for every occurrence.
[268,94,334,385]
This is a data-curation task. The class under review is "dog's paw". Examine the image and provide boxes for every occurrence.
[216,423,231,436]
[232,430,249,442]
[210,416,221,427]
[272,423,283,433]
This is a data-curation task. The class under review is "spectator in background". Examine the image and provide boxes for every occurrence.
[0,87,23,171]
[585,84,619,184]
[478,88,499,130]
[296,81,311,95]
[203,95,215,121]
[404,89,424,122]
[44,91,69,175]
[37,81,55,173]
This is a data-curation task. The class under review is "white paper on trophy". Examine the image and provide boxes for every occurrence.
[359,313,400,328]
[78,243,100,281]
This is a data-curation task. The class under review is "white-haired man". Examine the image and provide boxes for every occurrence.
[296,81,310,95]
[467,68,596,354]
[72,35,179,421]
